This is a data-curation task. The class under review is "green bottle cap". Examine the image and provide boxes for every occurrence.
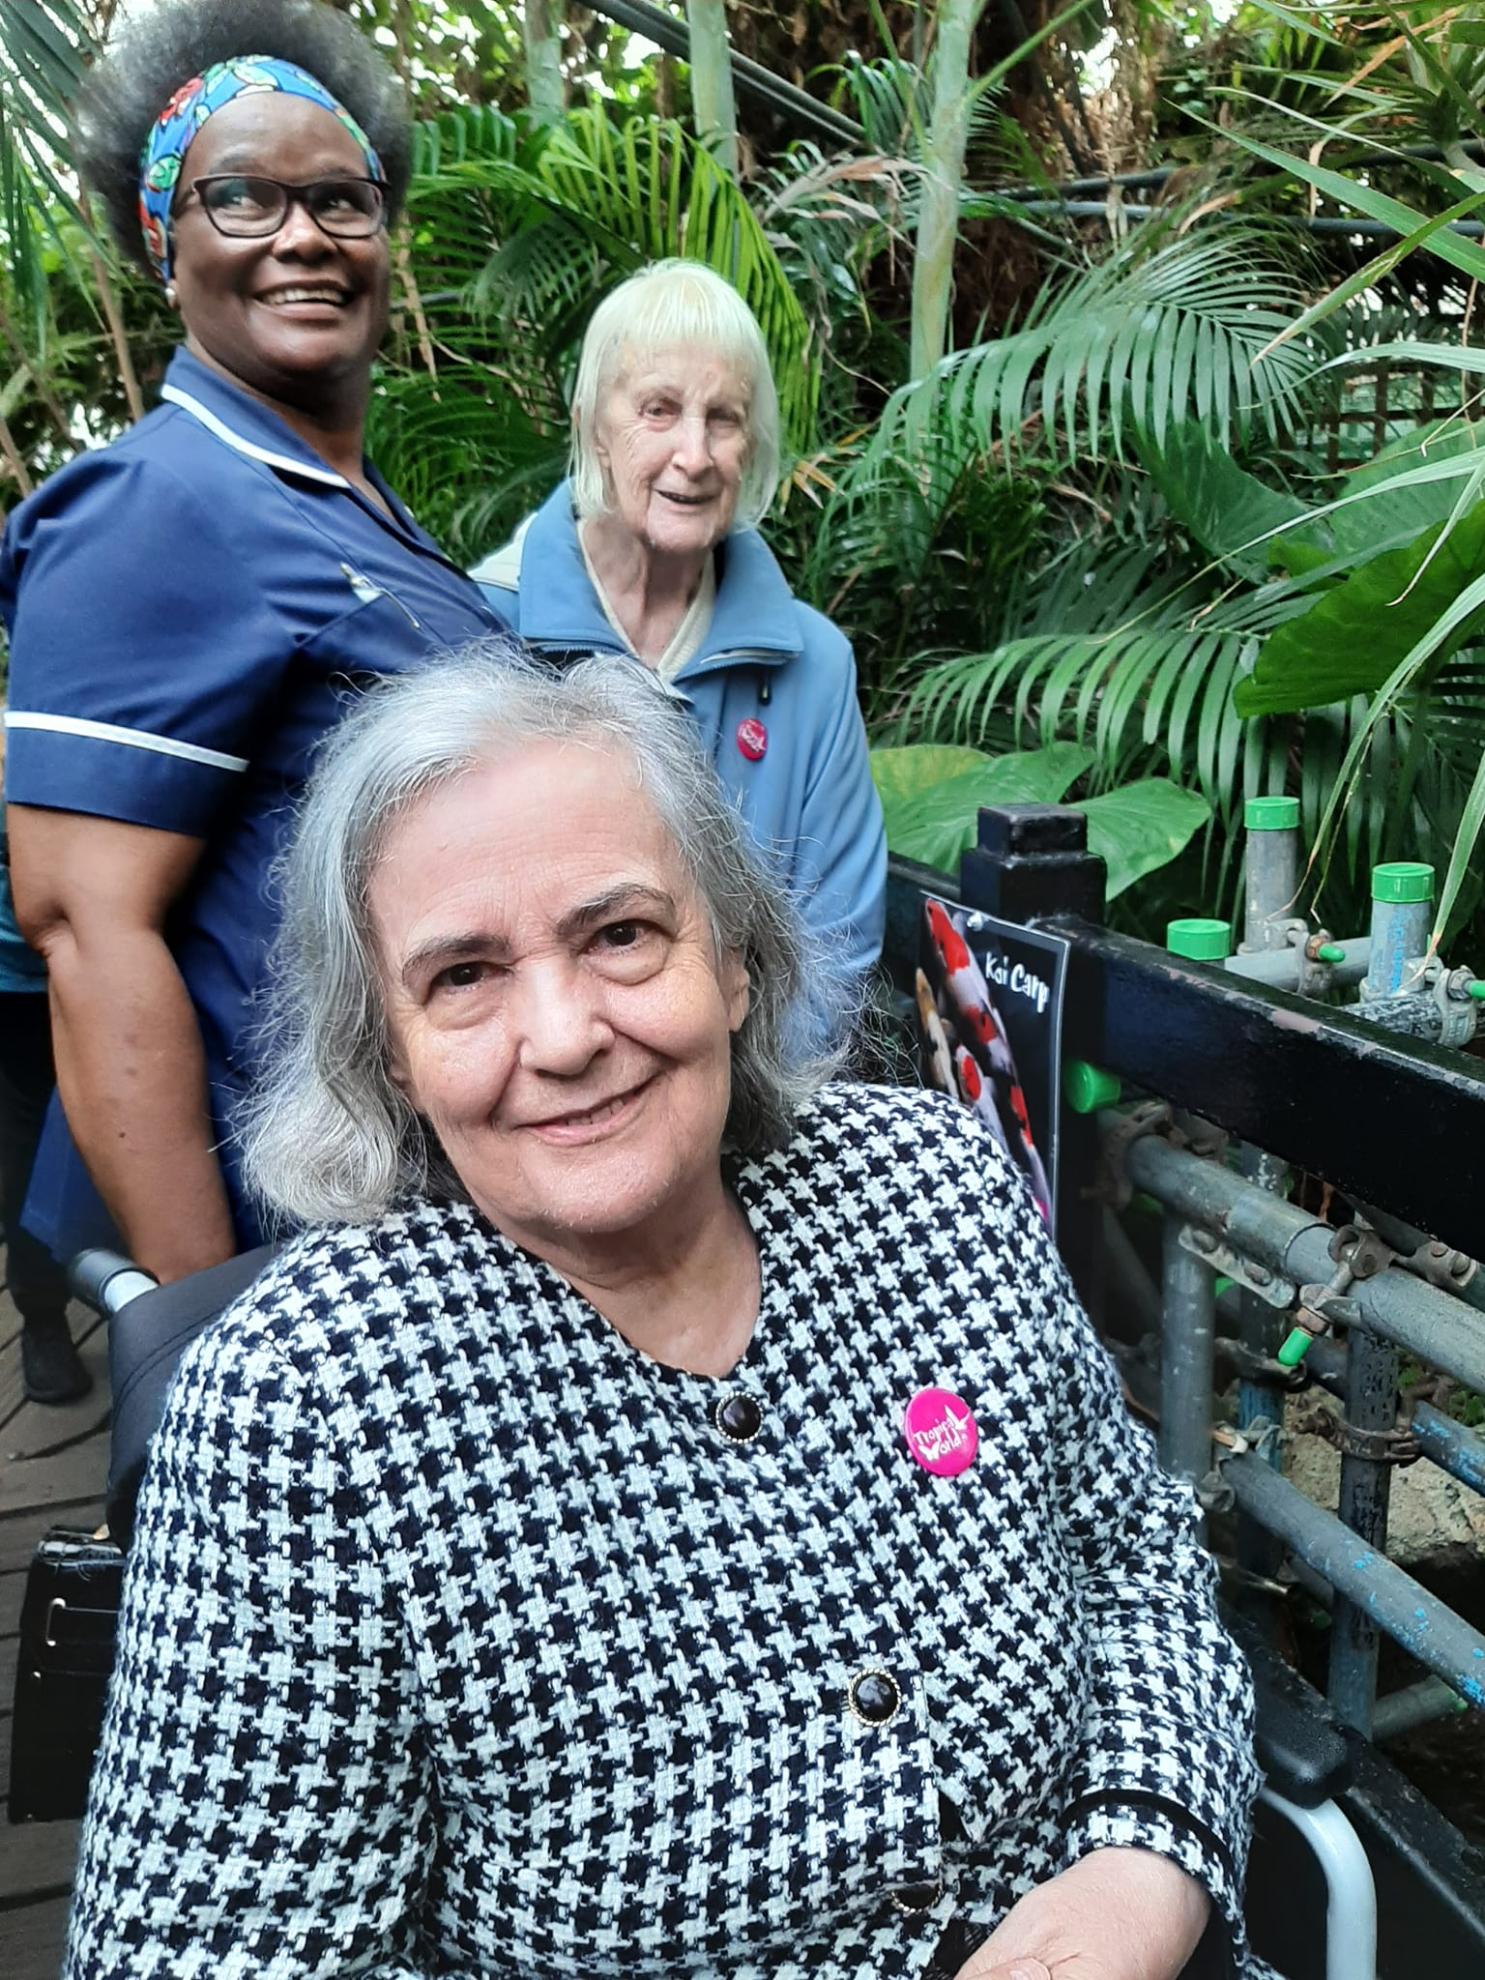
[1277,1327,1315,1368]
[1467,981,1485,1004]
[1063,1060,1122,1114]
[1245,796,1300,832]
[1316,942,1345,964]
[1371,861,1434,904]
[1166,917,1232,961]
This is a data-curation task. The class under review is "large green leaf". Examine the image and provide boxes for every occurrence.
[1235,501,1485,716]
[870,742,1210,896]
[869,741,1094,870]
[1075,779,1213,898]
[1136,421,1306,577]
[1275,417,1485,576]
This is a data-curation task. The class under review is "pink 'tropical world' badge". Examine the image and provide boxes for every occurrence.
[903,1386,979,1476]
[736,717,768,762]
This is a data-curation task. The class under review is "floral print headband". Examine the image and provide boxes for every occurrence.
[139,55,384,285]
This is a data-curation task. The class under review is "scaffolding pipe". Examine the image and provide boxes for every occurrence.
[1242,807,1299,954]
[1110,1125,1485,1396]
[1330,1326,1400,1733]
[1161,1212,1216,1489]
[998,137,1485,202]
[1304,1336,1485,1499]
[1103,1207,1161,1334]
[1225,938,1370,991]
[1352,1203,1485,1315]
[1003,201,1485,238]
[1223,1453,1485,1708]
[1412,1400,1485,1496]
[1371,1676,1470,1741]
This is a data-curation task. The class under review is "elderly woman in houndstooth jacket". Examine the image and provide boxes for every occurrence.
[66,647,1267,1980]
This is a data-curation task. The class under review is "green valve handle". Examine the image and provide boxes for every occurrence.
[1277,1327,1315,1368]
[1316,942,1345,965]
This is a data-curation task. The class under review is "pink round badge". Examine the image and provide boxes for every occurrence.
[903,1387,979,1477]
[737,717,768,762]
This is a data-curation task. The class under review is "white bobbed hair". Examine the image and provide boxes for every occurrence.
[568,259,782,530]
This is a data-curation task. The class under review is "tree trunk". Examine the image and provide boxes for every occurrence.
[910,0,977,381]
[523,0,565,126]
[687,0,739,180]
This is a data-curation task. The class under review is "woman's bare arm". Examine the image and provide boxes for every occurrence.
[9,804,238,1281]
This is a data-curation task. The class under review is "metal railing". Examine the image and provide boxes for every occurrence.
[885,800,1485,1970]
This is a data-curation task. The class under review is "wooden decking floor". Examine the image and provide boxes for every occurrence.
[0,1267,110,1980]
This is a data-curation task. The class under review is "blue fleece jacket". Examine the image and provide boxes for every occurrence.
[472,483,886,991]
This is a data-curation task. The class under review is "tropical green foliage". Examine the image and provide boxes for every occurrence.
[2,0,1485,956]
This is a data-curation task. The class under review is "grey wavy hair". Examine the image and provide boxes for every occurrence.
[569,259,782,528]
[239,643,836,1227]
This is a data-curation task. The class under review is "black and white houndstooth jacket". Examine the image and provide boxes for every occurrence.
[67,1084,1264,1978]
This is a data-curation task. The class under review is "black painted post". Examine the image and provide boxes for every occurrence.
[959,806,1108,1310]
[1330,1329,1401,1736]
[960,805,1108,926]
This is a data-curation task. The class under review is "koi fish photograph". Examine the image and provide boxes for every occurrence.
[917,898,1067,1228]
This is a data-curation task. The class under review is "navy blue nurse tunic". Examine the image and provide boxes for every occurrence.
[0,346,504,1258]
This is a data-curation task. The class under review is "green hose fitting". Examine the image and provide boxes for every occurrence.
[1316,942,1345,964]
[1277,1326,1316,1368]
[1063,1060,1123,1114]
[1468,981,1485,1004]
[1166,918,1232,961]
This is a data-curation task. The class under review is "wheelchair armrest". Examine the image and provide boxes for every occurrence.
[107,1242,279,1544]
[1228,1613,1354,1808]
[69,1247,159,1316]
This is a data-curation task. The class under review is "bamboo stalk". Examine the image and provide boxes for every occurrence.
[524,0,566,126]
[79,193,144,422]
[385,0,437,380]
[686,0,739,181]
[395,227,438,381]
[910,0,976,380]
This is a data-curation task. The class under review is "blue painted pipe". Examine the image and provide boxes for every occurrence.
[1299,1339,1485,1500]
[1362,864,1434,999]
[1414,1401,1485,1497]
[1224,1452,1485,1709]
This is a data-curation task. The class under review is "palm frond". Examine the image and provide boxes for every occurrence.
[408,107,820,455]
[868,227,1316,472]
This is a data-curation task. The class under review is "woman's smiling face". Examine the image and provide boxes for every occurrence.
[591,347,751,559]
[169,91,390,410]
[369,737,750,1265]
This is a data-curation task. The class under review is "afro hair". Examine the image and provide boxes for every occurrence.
[77,0,412,274]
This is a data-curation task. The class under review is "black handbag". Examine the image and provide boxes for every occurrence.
[8,1527,125,1823]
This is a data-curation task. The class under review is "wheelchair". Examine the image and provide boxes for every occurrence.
[11,1240,1398,1979]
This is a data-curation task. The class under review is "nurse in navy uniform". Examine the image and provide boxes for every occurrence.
[0,0,502,1283]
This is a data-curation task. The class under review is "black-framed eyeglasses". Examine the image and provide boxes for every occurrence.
[176,174,387,242]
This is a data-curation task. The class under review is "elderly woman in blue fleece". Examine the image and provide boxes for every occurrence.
[472,259,887,995]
